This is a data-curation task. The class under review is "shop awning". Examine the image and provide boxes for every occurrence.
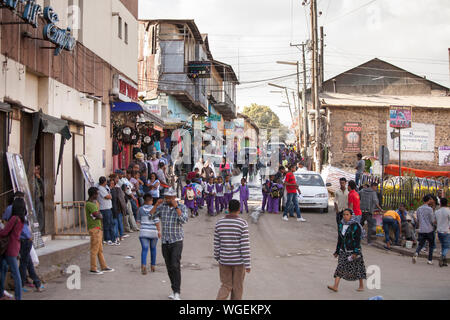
[0,102,12,112]
[111,102,143,113]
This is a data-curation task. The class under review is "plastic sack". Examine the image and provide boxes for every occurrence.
[30,245,39,267]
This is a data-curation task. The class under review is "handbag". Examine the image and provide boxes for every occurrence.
[0,217,18,256]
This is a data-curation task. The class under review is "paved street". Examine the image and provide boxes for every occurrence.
[24,177,450,300]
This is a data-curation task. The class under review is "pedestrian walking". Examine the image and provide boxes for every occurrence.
[223,175,234,210]
[0,198,26,300]
[97,176,115,245]
[136,194,161,274]
[435,198,450,267]
[261,176,273,213]
[234,178,250,214]
[148,172,160,205]
[214,199,251,300]
[347,180,362,223]
[150,188,188,300]
[267,177,283,214]
[182,180,198,218]
[85,187,114,275]
[282,165,305,222]
[355,153,365,187]
[334,178,349,227]
[359,182,383,243]
[205,177,216,216]
[215,176,226,214]
[328,208,366,293]
[413,195,437,265]
[382,210,402,250]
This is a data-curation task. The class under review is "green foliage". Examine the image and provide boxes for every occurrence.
[242,103,288,141]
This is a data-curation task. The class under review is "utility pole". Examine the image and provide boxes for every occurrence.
[320,26,324,89]
[310,0,321,172]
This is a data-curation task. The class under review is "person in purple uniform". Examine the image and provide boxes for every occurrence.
[261,175,273,212]
[223,175,234,210]
[182,180,198,218]
[234,178,250,214]
[205,177,216,216]
[215,177,226,214]
[267,178,283,214]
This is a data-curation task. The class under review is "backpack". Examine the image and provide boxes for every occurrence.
[270,185,281,199]
[186,186,195,201]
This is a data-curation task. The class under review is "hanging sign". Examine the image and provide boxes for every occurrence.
[343,122,362,152]
[389,106,412,128]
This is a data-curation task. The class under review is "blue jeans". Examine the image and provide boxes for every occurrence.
[130,199,138,220]
[0,256,22,300]
[140,237,158,266]
[283,193,302,218]
[355,173,361,187]
[382,217,399,244]
[101,209,114,242]
[19,239,41,288]
[438,232,449,258]
[116,213,124,238]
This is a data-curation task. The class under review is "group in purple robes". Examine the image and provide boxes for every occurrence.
[261,176,274,212]
[215,177,226,213]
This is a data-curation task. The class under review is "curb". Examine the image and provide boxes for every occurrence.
[368,240,442,260]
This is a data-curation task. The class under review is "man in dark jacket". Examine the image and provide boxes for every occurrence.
[359,183,383,244]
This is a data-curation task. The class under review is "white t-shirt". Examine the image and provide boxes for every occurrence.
[435,207,450,234]
[97,185,112,210]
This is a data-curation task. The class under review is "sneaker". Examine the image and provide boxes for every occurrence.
[427,260,433,265]
[282,216,288,221]
[114,241,121,246]
[174,293,181,300]
[90,270,104,275]
[168,292,175,300]
[412,254,417,264]
[107,241,114,246]
[103,241,107,245]
[439,258,444,267]
[101,267,115,273]
[122,234,130,238]
[297,217,306,222]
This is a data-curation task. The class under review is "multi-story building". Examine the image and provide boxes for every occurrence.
[138,19,238,162]
[0,0,139,236]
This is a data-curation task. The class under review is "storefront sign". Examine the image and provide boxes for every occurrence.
[112,75,139,102]
[145,104,161,116]
[187,61,211,79]
[343,122,362,152]
[393,129,431,152]
[438,147,450,166]
[207,114,221,122]
[1,1,75,55]
[390,106,412,128]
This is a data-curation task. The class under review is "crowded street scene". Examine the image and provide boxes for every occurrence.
[0,0,449,306]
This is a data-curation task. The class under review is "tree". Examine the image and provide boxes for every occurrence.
[241,103,288,142]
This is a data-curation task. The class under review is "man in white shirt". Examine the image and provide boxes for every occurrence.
[435,198,450,267]
[97,176,115,245]
[334,177,349,226]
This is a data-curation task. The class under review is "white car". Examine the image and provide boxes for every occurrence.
[294,171,331,213]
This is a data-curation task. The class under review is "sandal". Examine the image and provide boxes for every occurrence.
[327,285,338,292]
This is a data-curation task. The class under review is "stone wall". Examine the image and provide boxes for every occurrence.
[327,105,450,172]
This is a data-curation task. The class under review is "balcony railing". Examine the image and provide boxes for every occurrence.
[210,90,236,117]
[54,201,88,235]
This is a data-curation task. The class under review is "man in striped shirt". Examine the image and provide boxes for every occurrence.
[214,199,251,300]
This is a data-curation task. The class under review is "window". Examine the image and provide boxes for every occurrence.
[118,16,122,39]
[93,102,99,124]
[101,104,107,127]
[124,22,128,44]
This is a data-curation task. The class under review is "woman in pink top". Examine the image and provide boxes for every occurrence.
[0,198,26,300]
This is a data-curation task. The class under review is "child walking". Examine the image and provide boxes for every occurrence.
[205,177,216,216]
[234,178,250,214]
[223,175,234,210]
[261,175,273,212]
[215,176,226,214]
[136,194,161,275]
[267,178,283,214]
[182,180,198,218]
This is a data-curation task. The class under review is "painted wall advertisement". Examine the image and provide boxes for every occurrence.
[393,129,432,152]
[343,122,362,152]
[389,106,412,128]
[439,147,450,166]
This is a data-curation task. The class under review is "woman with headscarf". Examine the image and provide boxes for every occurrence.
[202,159,215,180]
[328,208,366,292]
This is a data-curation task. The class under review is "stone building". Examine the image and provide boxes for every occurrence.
[316,58,450,172]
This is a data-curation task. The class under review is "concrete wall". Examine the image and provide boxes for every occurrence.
[327,105,450,171]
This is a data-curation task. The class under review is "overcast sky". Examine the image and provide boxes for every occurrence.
[139,0,450,126]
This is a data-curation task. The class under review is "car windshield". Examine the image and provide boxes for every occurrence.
[295,174,324,187]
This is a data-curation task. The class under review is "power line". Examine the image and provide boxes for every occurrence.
[325,0,378,25]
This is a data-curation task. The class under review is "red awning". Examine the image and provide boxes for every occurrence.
[384,164,450,178]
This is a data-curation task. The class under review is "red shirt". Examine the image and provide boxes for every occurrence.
[0,216,24,257]
[285,172,297,194]
[348,190,362,216]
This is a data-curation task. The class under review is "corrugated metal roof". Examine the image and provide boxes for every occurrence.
[320,92,450,109]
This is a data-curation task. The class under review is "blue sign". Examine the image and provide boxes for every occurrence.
[1,0,22,10]
[43,6,76,56]
[22,0,41,28]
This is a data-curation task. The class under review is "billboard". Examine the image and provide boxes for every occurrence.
[389,106,412,128]
[439,147,450,166]
[343,122,362,152]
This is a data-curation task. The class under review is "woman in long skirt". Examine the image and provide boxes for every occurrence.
[328,208,366,292]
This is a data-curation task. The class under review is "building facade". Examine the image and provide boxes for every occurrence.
[0,0,139,235]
